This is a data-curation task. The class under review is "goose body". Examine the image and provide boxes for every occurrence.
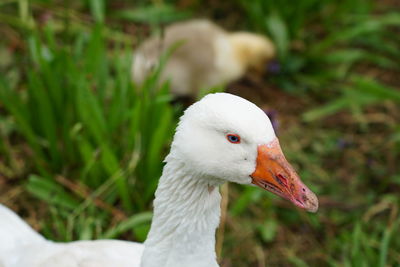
[132,20,276,97]
[0,204,143,267]
[0,93,317,267]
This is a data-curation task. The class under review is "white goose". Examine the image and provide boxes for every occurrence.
[0,93,318,267]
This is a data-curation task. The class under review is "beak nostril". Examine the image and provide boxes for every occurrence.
[302,188,305,192]
[275,174,288,187]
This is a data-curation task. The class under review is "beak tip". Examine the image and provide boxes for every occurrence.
[307,205,318,213]
[304,193,319,213]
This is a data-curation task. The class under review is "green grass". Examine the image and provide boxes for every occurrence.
[0,9,178,241]
[238,0,400,94]
[1,0,400,266]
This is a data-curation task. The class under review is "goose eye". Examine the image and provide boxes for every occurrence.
[226,134,241,144]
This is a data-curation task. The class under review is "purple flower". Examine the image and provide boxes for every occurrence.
[267,60,281,74]
[336,138,351,149]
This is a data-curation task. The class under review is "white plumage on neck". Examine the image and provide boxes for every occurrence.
[141,153,223,267]
[141,93,273,267]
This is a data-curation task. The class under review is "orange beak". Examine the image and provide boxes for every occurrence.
[251,138,318,212]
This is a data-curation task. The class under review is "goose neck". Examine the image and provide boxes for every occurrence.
[141,155,222,267]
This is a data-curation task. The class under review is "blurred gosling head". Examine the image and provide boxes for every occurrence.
[228,32,276,73]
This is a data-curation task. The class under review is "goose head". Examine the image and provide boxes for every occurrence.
[171,93,318,212]
[228,32,276,74]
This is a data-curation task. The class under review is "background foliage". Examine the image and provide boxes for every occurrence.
[0,0,399,266]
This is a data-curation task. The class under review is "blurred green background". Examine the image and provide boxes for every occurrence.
[0,0,400,266]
